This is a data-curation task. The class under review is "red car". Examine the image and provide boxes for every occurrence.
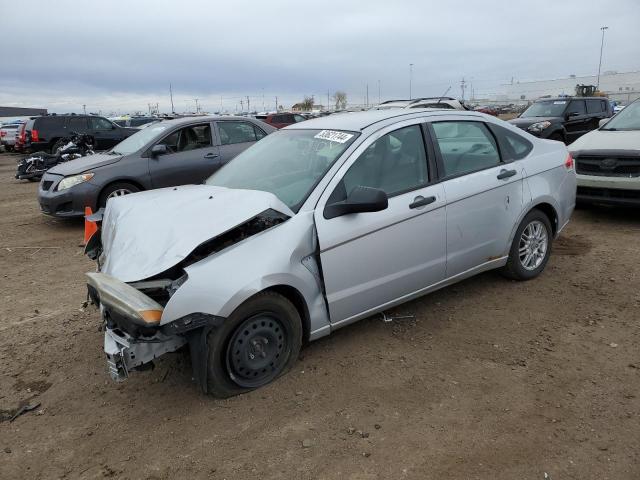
[254,112,307,129]
[473,106,499,116]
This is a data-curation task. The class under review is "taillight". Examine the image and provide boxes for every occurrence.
[0,131,5,137]
[19,127,26,143]
[565,153,574,170]
[31,129,39,142]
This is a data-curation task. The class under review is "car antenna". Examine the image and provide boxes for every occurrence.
[438,86,451,103]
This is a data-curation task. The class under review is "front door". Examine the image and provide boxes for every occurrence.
[149,122,221,188]
[88,117,122,150]
[429,120,525,277]
[315,123,447,325]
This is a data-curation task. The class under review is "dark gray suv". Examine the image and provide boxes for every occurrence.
[38,116,275,217]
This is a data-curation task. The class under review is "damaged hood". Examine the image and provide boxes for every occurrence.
[101,185,293,282]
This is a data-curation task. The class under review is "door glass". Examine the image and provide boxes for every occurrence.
[90,117,115,130]
[567,100,586,116]
[586,100,604,114]
[218,121,257,145]
[254,125,266,140]
[294,115,306,123]
[337,125,428,199]
[156,124,212,153]
[68,117,88,132]
[432,121,501,177]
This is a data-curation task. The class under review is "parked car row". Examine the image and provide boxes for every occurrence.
[38,116,275,216]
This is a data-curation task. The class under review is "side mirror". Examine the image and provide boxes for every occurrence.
[599,118,610,128]
[150,144,168,157]
[324,186,388,219]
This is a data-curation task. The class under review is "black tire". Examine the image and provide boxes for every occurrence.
[51,139,65,154]
[27,176,40,182]
[98,182,140,208]
[501,209,553,281]
[206,291,302,398]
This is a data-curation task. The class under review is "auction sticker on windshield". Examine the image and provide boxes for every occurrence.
[553,101,567,104]
[314,130,354,144]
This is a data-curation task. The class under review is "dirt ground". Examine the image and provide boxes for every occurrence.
[0,152,638,480]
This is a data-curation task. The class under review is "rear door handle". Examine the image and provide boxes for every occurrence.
[497,169,517,180]
[204,153,219,159]
[409,195,436,209]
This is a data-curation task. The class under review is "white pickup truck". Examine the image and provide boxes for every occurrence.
[0,122,22,151]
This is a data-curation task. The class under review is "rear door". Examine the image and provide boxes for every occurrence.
[564,100,589,142]
[428,120,525,277]
[585,99,608,132]
[149,122,221,187]
[214,120,267,165]
[315,122,447,324]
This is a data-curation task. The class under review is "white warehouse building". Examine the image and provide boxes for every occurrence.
[491,70,640,105]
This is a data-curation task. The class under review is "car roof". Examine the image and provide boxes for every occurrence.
[285,109,488,132]
[155,115,263,127]
[535,97,608,102]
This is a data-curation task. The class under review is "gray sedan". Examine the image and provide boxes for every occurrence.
[38,116,275,217]
[85,109,576,397]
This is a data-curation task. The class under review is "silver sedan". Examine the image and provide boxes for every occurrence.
[86,109,576,397]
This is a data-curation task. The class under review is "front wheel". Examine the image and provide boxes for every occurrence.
[501,209,553,281]
[206,292,302,398]
[98,182,140,208]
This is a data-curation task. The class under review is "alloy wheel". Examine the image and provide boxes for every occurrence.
[518,220,548,271]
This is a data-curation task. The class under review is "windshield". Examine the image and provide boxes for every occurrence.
[602,101,640,130]
[206,129,358,211]
[520,100,567,118]
[110,123,169,155]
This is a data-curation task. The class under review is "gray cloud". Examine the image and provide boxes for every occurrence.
[1,0,639,113]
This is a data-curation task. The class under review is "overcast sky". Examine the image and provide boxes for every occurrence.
[1,0,639,114]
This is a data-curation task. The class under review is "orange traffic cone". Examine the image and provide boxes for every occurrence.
[83,206,98,245]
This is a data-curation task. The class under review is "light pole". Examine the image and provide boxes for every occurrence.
[409,63,414,100]
[596,26,609,90]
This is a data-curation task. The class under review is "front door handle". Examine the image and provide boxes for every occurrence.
[497,169,517,180]
[204,153,219,159]
[409,195,436,209]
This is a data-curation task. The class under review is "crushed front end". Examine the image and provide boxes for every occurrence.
[86,272,190,381]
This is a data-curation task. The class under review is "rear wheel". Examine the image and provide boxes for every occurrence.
[51,139,65,154]
[98,182,140,208]
[501,209,553,281]
[206,292,302,398]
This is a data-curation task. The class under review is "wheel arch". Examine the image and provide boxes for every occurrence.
[261,284,311,343]
[98,178,145,206]
[531,202,558,236]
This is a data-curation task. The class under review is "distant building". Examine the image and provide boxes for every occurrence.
[492,70,640,105]
[291,103,325,112]
[0,106,47,122]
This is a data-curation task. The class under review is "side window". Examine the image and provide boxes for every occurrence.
[567,100,586,116]
[156,124,212,154]
[338,124,428,199]
[586,100,604,114]
[218,121,257,145]
[90,117,115,130]
[294,114,306,123]
[488,124,533,161]
[431,121,501,177]
[68,117,88,132]
[253,125,266,140]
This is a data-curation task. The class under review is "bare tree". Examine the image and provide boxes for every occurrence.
[299,96,315,111]
[333,91,347,110]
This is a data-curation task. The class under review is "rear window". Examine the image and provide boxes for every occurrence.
[488,124,533,161]
[1,124,19,130]
[34,116,65,130]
